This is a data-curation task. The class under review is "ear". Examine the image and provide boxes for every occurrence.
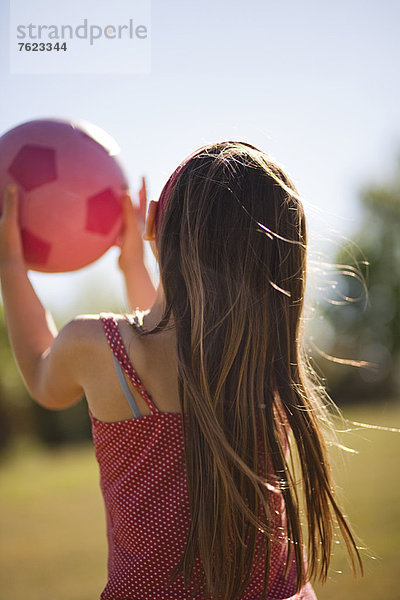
[143,200,158,241]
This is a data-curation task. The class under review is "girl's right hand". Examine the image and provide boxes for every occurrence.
[118,177,148,274]
[0,184,25,270]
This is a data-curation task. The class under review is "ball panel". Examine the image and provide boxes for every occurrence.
[8,145,57,192]
[21,228,51,266]
[86,187,121,235]
[56,128,128,199]
[21,185,85,235]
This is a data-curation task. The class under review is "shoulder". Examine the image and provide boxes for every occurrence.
[43,315,107,384]
[59,311,150,357]
[53,313,124,367]
[56,313,105,349]
[32,314,108,410]
[35,312,147,411]
[57,312,141,350]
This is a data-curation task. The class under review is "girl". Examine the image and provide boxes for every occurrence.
[0,141,362,600]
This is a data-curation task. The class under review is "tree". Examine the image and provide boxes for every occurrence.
[314,151,400,402]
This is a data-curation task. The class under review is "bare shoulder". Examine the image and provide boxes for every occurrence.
[57,312,175,367]
[64,312,180,418]
[56,314,106,351]
[34,314,111,410]
[59,312,150,360]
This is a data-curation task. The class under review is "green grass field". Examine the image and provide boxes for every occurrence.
[0,401,399,600]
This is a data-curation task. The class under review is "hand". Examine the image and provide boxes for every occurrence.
[0,184,25,269]
[118,177,148,273]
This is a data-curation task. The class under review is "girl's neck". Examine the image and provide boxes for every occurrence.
[141,283,174,332]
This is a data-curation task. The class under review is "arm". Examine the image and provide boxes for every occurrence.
[118,178,157,311]
[0,185,84,409]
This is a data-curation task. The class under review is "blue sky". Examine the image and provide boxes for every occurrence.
[1,0,399,318]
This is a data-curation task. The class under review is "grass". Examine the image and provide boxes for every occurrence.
[0,401,399,600]
[0,440,107,600]
[313,401,400,600]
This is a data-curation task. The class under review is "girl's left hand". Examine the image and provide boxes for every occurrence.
[0,184,25,269]
[118,176,147,273]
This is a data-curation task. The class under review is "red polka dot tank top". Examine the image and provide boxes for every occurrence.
[89,314,317,600]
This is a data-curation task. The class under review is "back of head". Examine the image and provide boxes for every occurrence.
[157,140,305,320]
[145,141,361,599]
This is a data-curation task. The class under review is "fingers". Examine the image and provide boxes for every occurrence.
[121,192,134,224]
[2,184,19,220]
[121,191,143,234]
[115,193,131,248]
[138,176,147,221]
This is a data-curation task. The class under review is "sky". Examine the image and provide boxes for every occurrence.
[0,0,399,319]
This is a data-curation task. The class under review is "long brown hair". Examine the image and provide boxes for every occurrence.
[137,141,362,599]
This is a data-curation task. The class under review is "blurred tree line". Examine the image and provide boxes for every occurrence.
[312,151,400,403]
[0,154,399,454]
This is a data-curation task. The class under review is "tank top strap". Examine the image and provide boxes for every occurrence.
[99,312,159,415]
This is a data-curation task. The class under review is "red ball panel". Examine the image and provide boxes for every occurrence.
[86,187,121,236]
[8,145,57,191]
[20,228,51,265]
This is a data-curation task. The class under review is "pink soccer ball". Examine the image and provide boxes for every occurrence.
[0,118,129,272]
